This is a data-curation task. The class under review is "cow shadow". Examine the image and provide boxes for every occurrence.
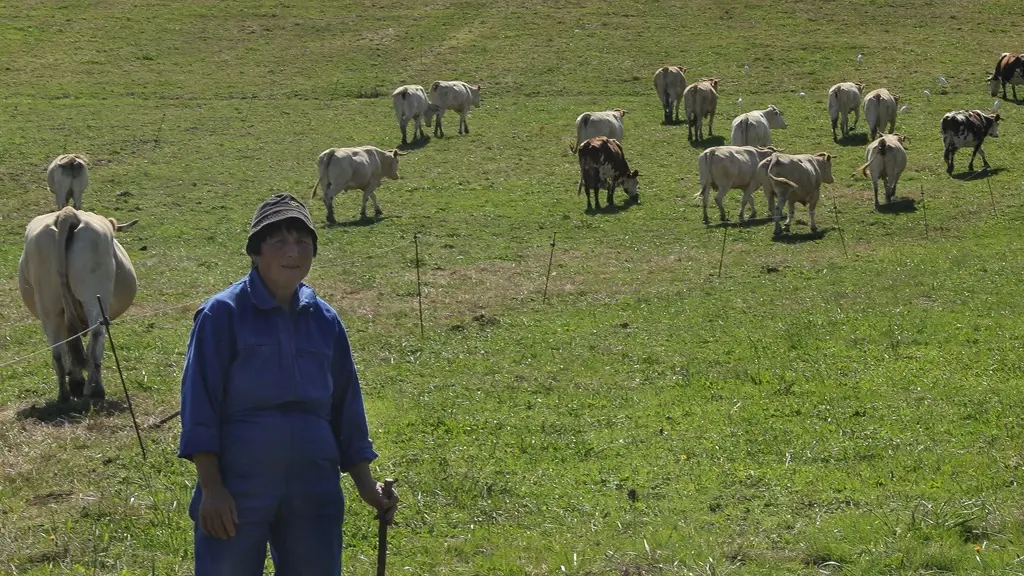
[398,137,431,151]
[771,228,830,243]
[836,133,869,146]
[327,215,397,228]
[876,198,917,213]
[707,216,774,229]
[689,135,727,150]
[952,167,1006,181]
[663,118,687,126]
[17,398,128,426]
[585,197,640,216]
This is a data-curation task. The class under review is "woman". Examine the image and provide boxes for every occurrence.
[177,193,397,574]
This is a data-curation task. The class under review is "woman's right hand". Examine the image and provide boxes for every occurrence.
[199,485,238,539]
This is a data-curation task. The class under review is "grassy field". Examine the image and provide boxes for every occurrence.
[2,0,1024,574]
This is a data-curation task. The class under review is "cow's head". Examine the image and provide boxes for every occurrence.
[470,85,481,108]
[987,113,1001,137]
[815,153,836,184]
[765,105,788,129]
[621,169,640,198]
[988,73,1001,97]
[424,103,441,127]
[381,149,408,179]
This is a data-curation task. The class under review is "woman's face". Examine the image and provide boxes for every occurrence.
[255,228,314,293]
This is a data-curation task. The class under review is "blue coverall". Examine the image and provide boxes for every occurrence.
[177,268,378,575]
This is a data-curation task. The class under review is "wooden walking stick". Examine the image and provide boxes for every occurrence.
[376,478,397,576]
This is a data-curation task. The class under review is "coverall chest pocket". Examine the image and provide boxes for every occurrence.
[228,338,284,411]
[294,345,333,404]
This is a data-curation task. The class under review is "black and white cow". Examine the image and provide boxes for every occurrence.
[576,136,640,211]
[940,110,1001,175]
[988,53,1024,100]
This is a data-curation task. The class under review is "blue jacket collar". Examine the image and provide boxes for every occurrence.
[246,268,317,311]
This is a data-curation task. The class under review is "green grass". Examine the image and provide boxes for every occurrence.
[2,0,1024,574]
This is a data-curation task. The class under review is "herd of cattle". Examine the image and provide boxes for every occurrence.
[10,52,1024,404]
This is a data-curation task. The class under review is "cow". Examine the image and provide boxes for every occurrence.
[310,146,408,222]
[683,78,719,142]
[730,106,788,147]
[941,110,1001,175]
[654,66,688,124]
[575,136,640,211]
[987,53,1024,99]
[392,85,440,145]
[18,207,138,403]
[429,80,481,137]
[571,109,627,152]
[863,88,899,140]
[828,82,865,140]
[757,152,836,236]
[46,154,89,210]
[696,145,778,224]
[858,134,908,209]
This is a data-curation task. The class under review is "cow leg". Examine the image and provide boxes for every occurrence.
[674,100,681,123]
[714,185,727,222]
[360,184,381,218]
[852,107,860,131]
[700,184,711,225]
[324,188,338,224]
[944,146,955,175]
[42,316,72,403]
[83,324,107,401]
[872,175,881,210]
[66,335,87,399]
[434,113,444,137]
[785,198,795,231]
[1013,84,1018,100]
[772,196,784,236]
[886,176,897,204]
[809,198,818,233]
[831,111,839,141]
[975,145,990,170]
[400,119,409,146]
[606,183,617,208]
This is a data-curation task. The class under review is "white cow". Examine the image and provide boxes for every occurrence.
[683,78,719,142]
[392,85,440,145]
[757,152,836,236]
[858,134,908,209]
[654,65,688,124]
[429,80,481,137]
[571,109,627,152]
[863,88,899,140]
[310,146,408,222]
[730,106,787,147]
[46,154,89,210]
[18,207,138,403]
[828,82,865,140]
[696,145,778,224]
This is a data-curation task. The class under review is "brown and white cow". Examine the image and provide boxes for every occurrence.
[654,66,688,124]
[429,80,481,137]
[46,154,89,210]
[392,85,440,145]
[757,152,836,235]
[858,134,908,209]
[310,146,408,222]
[730,106,787,147]
[987,53,1024,100]
[576,136,640,211]
[696,145,778,224]
[941,110,1001,175]
[683,78,719,142]
[828,82,865,140]
[863,88,899,140]
[18,207,138,403]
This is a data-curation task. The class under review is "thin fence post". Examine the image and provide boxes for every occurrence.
[543,232,557,303]
[154,112,166,147]
[717,226,727,277]
[921,185,929,240]
[833,197,848,258]
[986,177,996,216]
[96,295,146,461]
[414,234,424,337]
[243,94,255,126]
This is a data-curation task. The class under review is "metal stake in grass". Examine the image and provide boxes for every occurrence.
[920,185,929,240]
[96,295,146,461]
[833,196,848,258]
[414,233,424,337]
[718,226,727,277]
[542,232,557,303]
[154,112,166,147]
[986,177,996,216]
[243,94,255,126]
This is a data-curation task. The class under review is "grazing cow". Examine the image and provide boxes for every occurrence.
[654,65,688,123]
[863,88,899,140]
[683,78,719,142]
[757,152,836,235]
[392,85,440,145]
[18,207,138,403]
[858,134,908,209]
[696,145,778,224]
[576,136,640,211]
[828,82,865,140]
[941,110,1001,175]
[429,80,481,137]
[988,53,1024,99]
[730,105,788,147]
[572,109,627,152]
[310,146,408,222]
[46,154,89,210]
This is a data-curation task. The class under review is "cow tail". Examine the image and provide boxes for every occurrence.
[857,146,876,177]
[765,155,796,190]
[55,207,87,341]
[310,149,334,201]
[742,116,749,145]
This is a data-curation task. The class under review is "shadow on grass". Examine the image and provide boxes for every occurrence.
[17,398,128,426]
[951,167,1006,181]
[584,196,641,216]
[707,216,775,229]
[876,198,917,213]
[397,136,431,151]
[771,228,831,243]
[837,132,869,146]
[689,135,727,150]
[327,214,398,228]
